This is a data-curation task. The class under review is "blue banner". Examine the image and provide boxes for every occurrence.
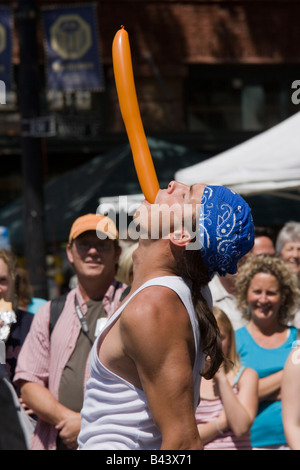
[42,4,104,92]
[0,7,12,91]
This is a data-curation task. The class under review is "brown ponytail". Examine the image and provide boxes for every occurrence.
[173,245,224,379]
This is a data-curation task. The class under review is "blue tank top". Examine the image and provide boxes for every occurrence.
[78,276,206,450]
[235,325,298,447]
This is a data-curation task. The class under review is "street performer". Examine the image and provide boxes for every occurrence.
[78,181,254,450]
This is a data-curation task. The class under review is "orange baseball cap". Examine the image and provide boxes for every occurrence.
[68,214,118,244]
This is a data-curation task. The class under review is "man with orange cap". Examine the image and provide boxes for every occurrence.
[14,214,127,450]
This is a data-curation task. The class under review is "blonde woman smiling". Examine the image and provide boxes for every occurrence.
[235,254,300,450]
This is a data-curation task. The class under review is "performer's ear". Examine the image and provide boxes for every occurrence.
[169,229,191,247]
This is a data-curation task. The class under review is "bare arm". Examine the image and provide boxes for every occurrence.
[197,409,227,445]
[20,381,80,449]
[282,347,300,450]
[216,367,258,436]
[197,367,258,443]
[121,288,203,450]
[258,370,283,401]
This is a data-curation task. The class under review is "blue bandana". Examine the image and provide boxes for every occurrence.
[198,185,254,279]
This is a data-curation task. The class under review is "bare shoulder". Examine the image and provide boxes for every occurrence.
[239,367,258,386]
[282,347,300,401]
[120,284,194,360]
[285,346,300,374]
[122,284,189,327]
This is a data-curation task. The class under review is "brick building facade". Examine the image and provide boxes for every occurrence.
[1,0,300,208]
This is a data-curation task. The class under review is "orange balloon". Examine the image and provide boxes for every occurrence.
[112,26,160,203]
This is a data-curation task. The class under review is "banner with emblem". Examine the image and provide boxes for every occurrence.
[0,7,12,91]
[42,4,104,92]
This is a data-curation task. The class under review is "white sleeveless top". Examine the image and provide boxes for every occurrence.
[78,276,206,450]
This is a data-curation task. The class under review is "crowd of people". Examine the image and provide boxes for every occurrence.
[0,181,300,450]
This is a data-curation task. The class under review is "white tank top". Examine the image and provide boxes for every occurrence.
[78,276,207,450]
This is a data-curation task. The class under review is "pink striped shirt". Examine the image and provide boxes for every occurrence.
[14,281,126,450]
[195,368,252,450]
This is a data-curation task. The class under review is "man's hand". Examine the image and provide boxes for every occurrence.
[19,396,35,416]
[55,411,81,450]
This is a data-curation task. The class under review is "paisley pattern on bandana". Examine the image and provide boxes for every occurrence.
[199,185,254,278]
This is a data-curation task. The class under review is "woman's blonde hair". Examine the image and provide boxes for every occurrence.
[116,242,138,285]
[0,249,18,308]
[235,254,300,324]
[15,267,33,310]
[213,306,241,375]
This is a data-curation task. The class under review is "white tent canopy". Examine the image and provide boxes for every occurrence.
[175,112,300,199]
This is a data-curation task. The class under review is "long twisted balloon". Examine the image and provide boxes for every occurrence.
[112,26,160,203]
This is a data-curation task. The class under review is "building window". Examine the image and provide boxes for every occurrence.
[186,65,298,132]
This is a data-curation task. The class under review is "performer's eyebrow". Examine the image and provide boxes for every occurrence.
[189,184,195,196]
